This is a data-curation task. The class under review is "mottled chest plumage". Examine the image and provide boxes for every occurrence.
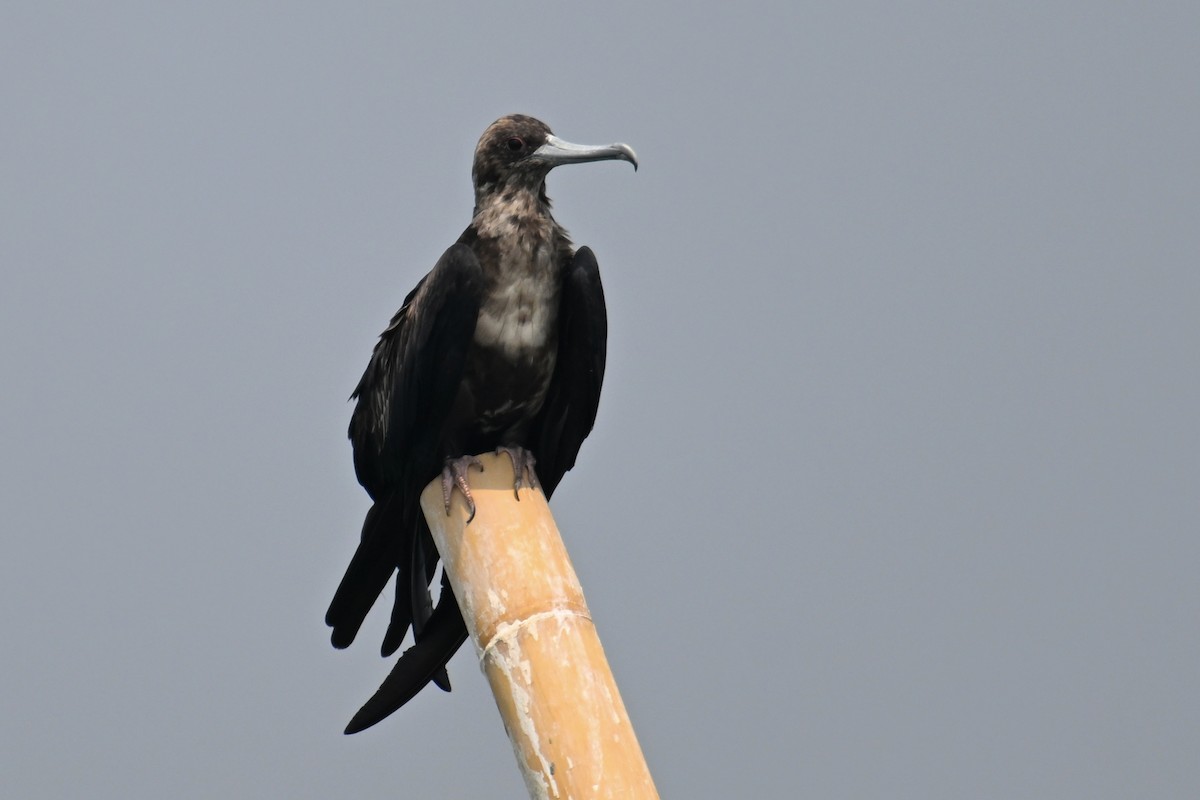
[471,191,567,354]
[463,191,570,433]
[473,242,560,361]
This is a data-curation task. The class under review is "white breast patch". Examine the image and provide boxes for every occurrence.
[473,221,560,359]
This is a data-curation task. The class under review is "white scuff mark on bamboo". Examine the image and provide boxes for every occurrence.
[489,636,557,800]
[480,608,589,662]
[486,587,507,616]
[601,680,621,725]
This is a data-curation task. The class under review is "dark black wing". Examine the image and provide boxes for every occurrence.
[531,246,608,495]
[325,244,483,651]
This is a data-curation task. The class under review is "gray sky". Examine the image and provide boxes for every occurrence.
[3,2,1198,797]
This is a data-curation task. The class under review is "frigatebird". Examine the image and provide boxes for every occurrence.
[326,115,637,734]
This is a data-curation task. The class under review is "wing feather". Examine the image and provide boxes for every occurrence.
[326,244,482,650]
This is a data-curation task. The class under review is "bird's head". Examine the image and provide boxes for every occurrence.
[471,114,637,201]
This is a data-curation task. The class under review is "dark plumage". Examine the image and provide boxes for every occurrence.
[326,115,636,734]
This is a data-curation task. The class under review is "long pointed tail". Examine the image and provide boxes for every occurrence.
[344,576,469,734]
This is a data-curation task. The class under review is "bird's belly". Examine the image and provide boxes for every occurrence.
[465,341,557,436]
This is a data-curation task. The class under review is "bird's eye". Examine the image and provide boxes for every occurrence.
[506,137,525,152]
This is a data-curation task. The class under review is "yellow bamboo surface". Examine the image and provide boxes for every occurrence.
[420,452,659,800]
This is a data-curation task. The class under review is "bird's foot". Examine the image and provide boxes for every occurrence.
[495,446,542,500]
[441,455,485,522]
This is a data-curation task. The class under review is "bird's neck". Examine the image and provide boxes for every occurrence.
[473,185,553,234]
[471,187,570,277]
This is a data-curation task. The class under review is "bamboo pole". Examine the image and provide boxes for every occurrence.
[420,452,659,800]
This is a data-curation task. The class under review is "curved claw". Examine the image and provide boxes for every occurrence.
[495,446,542,501]
[441,455,485,522]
